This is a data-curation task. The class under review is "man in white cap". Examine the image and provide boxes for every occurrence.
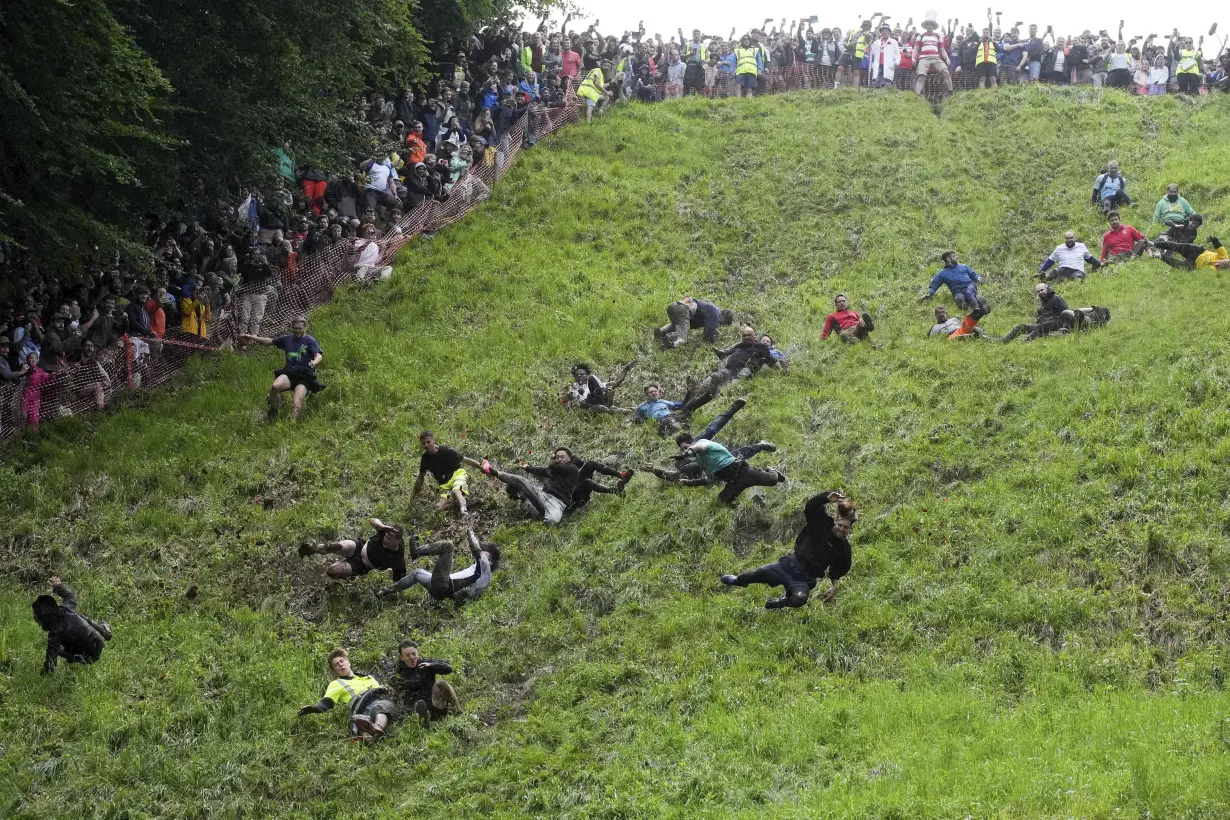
[913,12,953,95]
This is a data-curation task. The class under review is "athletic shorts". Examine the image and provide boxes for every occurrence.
[275,368,326,393]
[838,52,857,68]
[915,56,948,75]
[585,98,597,108]
[345,548,373,577]
[438,467,469,498]
[978,62,998,79]
[736,74,758,89]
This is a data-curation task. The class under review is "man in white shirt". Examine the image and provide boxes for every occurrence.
[1038,230,1102,281]
[360,157,399,212]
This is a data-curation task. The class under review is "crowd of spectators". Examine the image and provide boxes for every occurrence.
[2,13,1226,436]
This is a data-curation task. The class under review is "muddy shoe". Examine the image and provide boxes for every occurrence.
[413,700,432,728]
[719,574,738,586]
[96,621,113,641]
[351,714,382,737]
[266,406,280,422]
[765,596,788,610]
[297,542,315,557]
[756,440,777,453]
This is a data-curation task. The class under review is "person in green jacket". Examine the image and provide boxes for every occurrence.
[1154,184,1196,228]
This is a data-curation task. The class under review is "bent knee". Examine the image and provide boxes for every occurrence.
[326,562,352,579]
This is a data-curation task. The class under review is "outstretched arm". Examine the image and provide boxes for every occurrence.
[238,334,274,346]
[298,697,335,716]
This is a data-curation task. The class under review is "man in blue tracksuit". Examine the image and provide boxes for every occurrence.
[920,251,990,337]
[635,383,684,435]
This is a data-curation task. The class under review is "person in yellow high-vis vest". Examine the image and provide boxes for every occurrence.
[298,648,395,740]
[836,21,872,88]
[1175,37,1203,94]
[975,27,999,88]
[733,35,761,98]
[577,62,610,122]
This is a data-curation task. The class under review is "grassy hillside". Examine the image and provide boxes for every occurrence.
[4,87,1230,818]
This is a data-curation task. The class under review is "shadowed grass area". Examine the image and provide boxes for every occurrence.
[3,87,1230,817]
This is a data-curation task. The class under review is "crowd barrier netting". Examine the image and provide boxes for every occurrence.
[1,65,1210,438]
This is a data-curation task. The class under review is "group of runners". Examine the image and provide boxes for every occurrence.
[33,158,1218,744]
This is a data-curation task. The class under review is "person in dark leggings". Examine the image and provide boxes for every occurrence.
[33,576,113,674]
[678,327,780,416]
[390,640,462,727]
[1152,236,1230,271]
[377,530,501,603]
[647,400,775,485]
[464,451,580,524]
[721,491,856,609]
[676,432,785,506]
[536,449,633,509]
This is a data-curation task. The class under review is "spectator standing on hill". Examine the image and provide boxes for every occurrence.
[821,293,873,344]
[674,431,785,506]
[389,641,463,727]
[20,352,52,433]
[975,27,999,88]
[298,648,394,741]
[1038,231,1102,281]
[239,316,324,421]
[413,431,470,517]
[1153,184,1196,228]
[297,517,408,582]
[1101,211,1147,263]
[999,282,1076,342]
[914,16,953,95]
[656,295,735,349]
[1092,161,1130,214]
[577,61,610,122]
[721,491,856,609]
[868,24,901,89]
[680,28,709,96]
[33,576,113,674]
[1175,36,1203,94]
[236,247,275,336]
[734,35,762,97]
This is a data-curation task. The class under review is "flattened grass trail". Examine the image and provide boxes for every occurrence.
[3,87,1230,817]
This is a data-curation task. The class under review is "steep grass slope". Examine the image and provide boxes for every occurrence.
[3,88,1230,818]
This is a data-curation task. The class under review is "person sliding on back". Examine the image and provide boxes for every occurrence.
[378,529,501,603]
[820,294,873,344]
[464,450,579,525]
[675,431,785,506]
[298,648,395,741]
[920,251,989,338]
[239,316,324,422]
[33,576,113,674]
[390,640,462,727]
[721,491,857,609]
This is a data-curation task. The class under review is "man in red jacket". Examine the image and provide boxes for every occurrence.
[1101,210,1146,263]
[820,294,873,343]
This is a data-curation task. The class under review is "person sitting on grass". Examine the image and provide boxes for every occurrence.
[656,295,735,349]
[390,640,462,727]
[720,491,856,609]
[239,316,324,422]
[297,648,395,741]
[565,361,637,414]
[1153,184,1196,229]
[378,529,500,603]
[413,431,469,517]
[675,432,785,507]
[635,383,685,436]
[999,282,1077,343]
[927,305,986,339]
[297,518,407,583]
[759,334,789,369]
[1159,213,1202,245]
[1091,160,1130,214]
[463,451,578,525]
[1100,211,1147,264]
[33,576,113,675]
[1150,235,1229,271]
[920,251,990,337]
[1038,231,1102,281]
[820,293,874,344]
[678,326,781,416]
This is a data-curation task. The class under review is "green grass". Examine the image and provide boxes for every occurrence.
[4,86,1230,817]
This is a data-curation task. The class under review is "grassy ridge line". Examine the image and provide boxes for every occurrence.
[1,88,1230,817]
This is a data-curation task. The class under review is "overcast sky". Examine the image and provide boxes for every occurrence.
[527,3,1221,44]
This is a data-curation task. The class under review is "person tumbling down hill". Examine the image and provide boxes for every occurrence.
[537,448,633,510]
[920,252,990,338]
[646,399,777,486]
[1038,231,1102,281]
[413,431,469,517]
[999,282,1077,343]
[675,432,785,506]
[722,491,856,609]
[656,295,735,349]
[297,518,407,582]
[927,305,986,340]
[239,316,324,422]
[298,648,395,741]
[566,361,637,414]
[1151,235,1229,271]
[464,451,579,525]
[378,529,500,603]
[33,576,113,675]
[678,326,782,416]
[820,294,873,344]
[635,384,684,436]
[390,640,462,728]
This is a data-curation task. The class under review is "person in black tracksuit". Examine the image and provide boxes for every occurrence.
[999,282,1076,343]
[721,491,856,609]
[33,577,113,674]
[390,640,462,727]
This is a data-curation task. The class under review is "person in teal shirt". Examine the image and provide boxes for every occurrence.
[675,433,785,506]
[1153,184,1195,228]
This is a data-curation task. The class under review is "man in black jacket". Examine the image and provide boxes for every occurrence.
[297,518,407,582]
[465,450,579,525]
[999,282,1076,343]
[679,326,781,415]
[33,576,113,674]
[390,640,462,727]
[656,295,735,349]
[721,491,855,609]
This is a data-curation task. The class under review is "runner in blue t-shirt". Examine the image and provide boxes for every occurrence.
[239,315,325,421]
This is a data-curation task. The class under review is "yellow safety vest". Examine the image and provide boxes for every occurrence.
[735,47,759,75]
[853,33,869,59]
[975,40,998,65]
[1177,49,1200,75]
[324,674,382,707]
[578,67,605,100]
